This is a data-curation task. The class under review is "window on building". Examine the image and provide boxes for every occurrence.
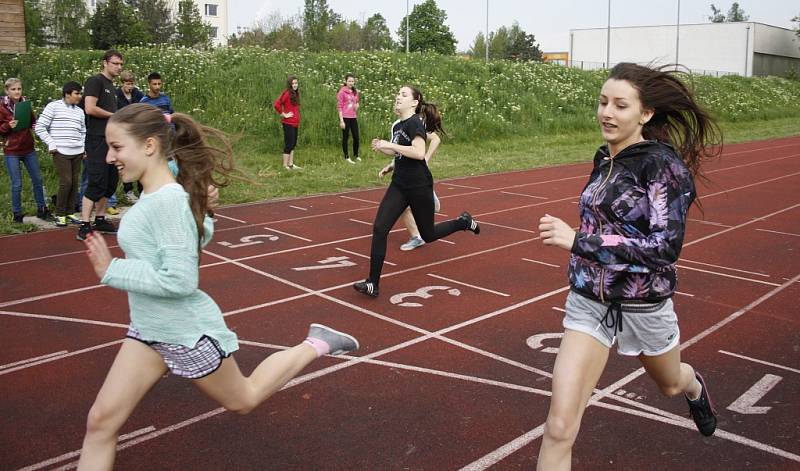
[205,4,218,16]
[210,27,218,39]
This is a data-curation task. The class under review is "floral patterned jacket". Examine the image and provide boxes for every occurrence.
[569,140,696,302]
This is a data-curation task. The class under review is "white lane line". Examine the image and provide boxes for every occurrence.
[685,202,800,247]
[702,171,800,198]
[437,238,456,244]
[0,247,95,267]
[500,191,548,200]
[340,195,380,204]
[675,291,695,297]
[688,218,733,228]
[718,144,798,158]
[719,350,800,375]
[464,272,800,469]
[552,307,566,313]
[349,218,372,226]
[336,247,396,266]
[0,350,68,371]
[0,310,128,329]
[522,258,560,268]
[680,258,771,277]
[289,205,308,211]
[756,228,800,238]
[676,264,780,286]
[0,284,105,309]
[427,274,510,297]
[478,220,537,234]
[213,213,247,224]
[444,183,482,189]
[262,226,312,242]
[0,339,123,376]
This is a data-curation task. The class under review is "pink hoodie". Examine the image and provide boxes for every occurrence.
[336,86,359,119]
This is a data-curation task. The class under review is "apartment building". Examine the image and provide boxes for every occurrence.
[85,0,228,46]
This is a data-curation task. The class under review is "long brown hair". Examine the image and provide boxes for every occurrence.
[108,103,234,252]
[404,85,446,135]
[286,75,300,105]
[608,63,722,177]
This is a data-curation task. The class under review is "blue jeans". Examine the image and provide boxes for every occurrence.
[4,151,46,214]
[77,159,88,211]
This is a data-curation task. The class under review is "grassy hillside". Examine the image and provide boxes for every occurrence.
[1,47,799,233]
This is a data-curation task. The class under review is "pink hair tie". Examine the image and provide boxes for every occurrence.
[164,113,172,124]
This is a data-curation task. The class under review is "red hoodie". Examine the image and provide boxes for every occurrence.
[273,89,300,128]
[0,96,37,155]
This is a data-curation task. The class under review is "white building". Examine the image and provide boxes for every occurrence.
[569,22,800,77]
[85,0,229,46]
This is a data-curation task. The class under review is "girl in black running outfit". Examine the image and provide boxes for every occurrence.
[353,86,479,298]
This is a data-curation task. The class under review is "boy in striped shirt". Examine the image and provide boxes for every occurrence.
[34,81,86,226]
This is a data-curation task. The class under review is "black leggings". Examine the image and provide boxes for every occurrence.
[283,123,298,154]
[342,118,359,158]
[368,182,467,283]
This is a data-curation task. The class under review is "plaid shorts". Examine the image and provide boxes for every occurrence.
[127,327,230,379]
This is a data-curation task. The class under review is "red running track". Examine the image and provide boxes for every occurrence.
[1,135,799,470]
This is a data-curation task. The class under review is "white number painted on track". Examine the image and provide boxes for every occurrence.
[727,374,783,415]
[390,286,461,308]
[217,233,279,248]
[526,333,563,354]
[292,256,357,271]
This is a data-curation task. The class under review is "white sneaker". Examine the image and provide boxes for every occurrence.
[355,156,362,162]
[345,158,355,164]
[290,164,302,170]
[125,191,138,203]
[400,236,425,251]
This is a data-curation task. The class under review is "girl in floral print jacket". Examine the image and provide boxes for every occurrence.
[536,63,723,469]
[569,139,696,302]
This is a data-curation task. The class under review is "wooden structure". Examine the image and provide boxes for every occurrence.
[0,0,27,53]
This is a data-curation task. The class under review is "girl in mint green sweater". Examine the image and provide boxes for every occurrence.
[77,103,359,470]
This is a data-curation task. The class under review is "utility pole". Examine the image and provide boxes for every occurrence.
[606,0,611,68]
[485,0,489,62]
[675,0,681,68]
[406,0,410,53]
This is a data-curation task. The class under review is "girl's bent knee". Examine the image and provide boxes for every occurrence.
[659,383,683,397]
[543,416,578,444]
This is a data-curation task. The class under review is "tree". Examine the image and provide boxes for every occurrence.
[362,13,394,51]
[489,26,509,60]
[793,14,800,39]
[708,4,725,22]
[302,0,340,51]
[40,0,91,49]
[174,0,212,48]
[330,20,362,52]
[469,31,487,59]
[506,22,542,61]
[89,0,150,49]
[228,11,302,50]
[129,0,174,44]
[23,0,45,48]
[396,0,456,55]
[726,2,749,22]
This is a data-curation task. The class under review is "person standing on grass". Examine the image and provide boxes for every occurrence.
[353,85,480,298]
[115,70,144,203]
[140,72,174,115]
[34,81,86,227]
[0,77,52,223]
[337,73,361,164]
[274,75,302,170]
[76,104,359,470]
[536,63,722,470]
[78,49,123,241]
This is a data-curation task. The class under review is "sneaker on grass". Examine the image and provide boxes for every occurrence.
[400,236,425,251]
[306,323,359,355]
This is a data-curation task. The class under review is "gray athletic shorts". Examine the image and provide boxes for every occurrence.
[563,291,680,356]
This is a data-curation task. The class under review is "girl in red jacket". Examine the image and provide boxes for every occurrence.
[1,77,52,223]
[273,76,301,170]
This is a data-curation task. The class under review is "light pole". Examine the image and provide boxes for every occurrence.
[485,0,489,62]
[606,0,611,68]
[675,0,681,68]
[406,0,410,53]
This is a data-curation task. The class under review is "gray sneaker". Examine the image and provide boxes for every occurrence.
[400,236,425,251]
[307,323,359,355]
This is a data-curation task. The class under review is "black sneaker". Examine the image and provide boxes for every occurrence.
[76,222,93,241]
[353,280,379,298]
[459,211,480,234]
[13,212,24,223]
[92,216,117,234]
[37,207,54,222]
[686,372,717,437]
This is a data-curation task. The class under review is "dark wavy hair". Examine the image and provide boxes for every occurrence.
[286,75,300,105]
[404,85,446,136]
[607,63,722,177]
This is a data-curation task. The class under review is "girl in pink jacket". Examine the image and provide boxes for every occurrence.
[337,74,360,163]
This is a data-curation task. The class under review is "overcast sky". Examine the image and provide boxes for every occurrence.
[228,0,798,52]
